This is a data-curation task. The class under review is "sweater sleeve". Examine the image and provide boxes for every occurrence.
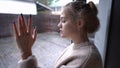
[18,55,40,68]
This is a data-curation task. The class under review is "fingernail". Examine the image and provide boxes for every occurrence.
[33,26,36,30]
[13,21,15,28]
[21,13,23,16]
[30,14,32,18]
[21,13,24,18]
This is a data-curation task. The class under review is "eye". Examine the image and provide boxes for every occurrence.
[61,19,66,23]
[60,17,66,23]
[62,20,66,23]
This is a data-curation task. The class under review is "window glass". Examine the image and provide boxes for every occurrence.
[0,0,100,68]
[0,0,72,68]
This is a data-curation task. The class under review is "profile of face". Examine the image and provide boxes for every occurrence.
[57,7,80,39]
[58,1,99,41]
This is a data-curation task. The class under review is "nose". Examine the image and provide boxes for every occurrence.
[57,22,62,28]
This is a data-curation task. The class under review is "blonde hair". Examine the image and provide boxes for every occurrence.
[64,1,100,34]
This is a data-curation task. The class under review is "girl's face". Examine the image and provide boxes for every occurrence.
[58,8,79,38]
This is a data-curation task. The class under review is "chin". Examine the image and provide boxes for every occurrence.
[60,34,65,38]
[61,35,66,38]
[60,33,67,38]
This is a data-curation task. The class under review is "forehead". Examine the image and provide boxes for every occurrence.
[60,7,73,18]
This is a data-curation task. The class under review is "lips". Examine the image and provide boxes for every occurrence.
[58,29,62,33]
[59,29,62,33]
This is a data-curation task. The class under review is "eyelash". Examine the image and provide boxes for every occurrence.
[61,20,66,23]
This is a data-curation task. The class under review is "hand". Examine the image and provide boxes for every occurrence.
[13,14,37,59]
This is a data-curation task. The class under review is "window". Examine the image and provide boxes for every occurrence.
[0,0,72,68]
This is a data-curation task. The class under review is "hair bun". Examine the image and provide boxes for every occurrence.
[75,0,86,3]
[88,1,98,15]
[75,0,86,2]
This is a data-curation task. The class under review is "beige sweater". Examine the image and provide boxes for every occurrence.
[18,41,103,68]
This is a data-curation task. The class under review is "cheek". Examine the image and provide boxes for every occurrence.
[62,22,77,36]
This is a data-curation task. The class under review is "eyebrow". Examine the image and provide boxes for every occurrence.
[60,17,67,20]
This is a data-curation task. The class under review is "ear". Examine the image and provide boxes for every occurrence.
[77,19,85,29]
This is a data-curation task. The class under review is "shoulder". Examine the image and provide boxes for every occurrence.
[71,42,103,68]
[71,42,101,62]
[71,42,94,57]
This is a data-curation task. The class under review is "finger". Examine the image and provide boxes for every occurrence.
[33,27,37,42]
[19,16,24,35]
[21,14,27,32]
[28,15,32,35]
[13,22,19,37]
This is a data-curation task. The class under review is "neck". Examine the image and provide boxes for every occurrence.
[71,32,89,44]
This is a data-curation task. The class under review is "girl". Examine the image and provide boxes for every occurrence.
[13,1,103,68]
